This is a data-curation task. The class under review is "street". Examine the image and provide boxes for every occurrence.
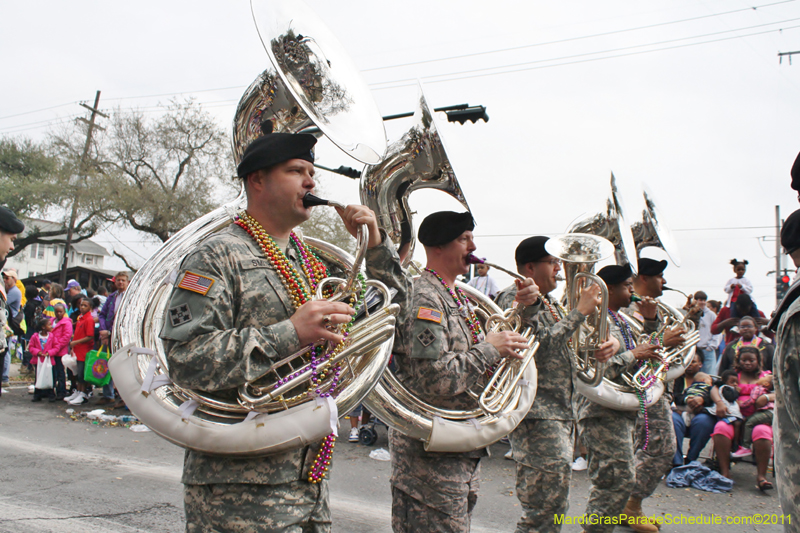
[0,381,786,533]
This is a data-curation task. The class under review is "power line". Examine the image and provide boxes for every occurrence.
[0,101,79,121]
[369,18,800,88]
[362,0,796,73]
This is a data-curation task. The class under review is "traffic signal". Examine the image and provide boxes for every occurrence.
[445,105,489,125]
[777,274,791,301]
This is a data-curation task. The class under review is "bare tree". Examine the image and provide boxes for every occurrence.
[99,99,236,242]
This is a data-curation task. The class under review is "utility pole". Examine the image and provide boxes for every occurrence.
[776,205,783,307]
[59,90,107,285]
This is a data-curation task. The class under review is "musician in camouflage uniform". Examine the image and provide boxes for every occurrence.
[576,264,662,533]
[160,133,411,533]
[495,236,618,533]
[771,208,800,532]
[619,258,685,532]
[0,206,23,399]
[390,211,537,533]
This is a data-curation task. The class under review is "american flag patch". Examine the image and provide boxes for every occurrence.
[178,271,215,296]
[416,307,442,323]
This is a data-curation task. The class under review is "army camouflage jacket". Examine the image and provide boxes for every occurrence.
[499,284,586,421]
[577,311,639,420]
[160,223,410,485]
[391,271,502,459]
[774,291,800,440]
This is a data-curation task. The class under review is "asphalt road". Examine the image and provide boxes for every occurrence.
[0,380,787,533]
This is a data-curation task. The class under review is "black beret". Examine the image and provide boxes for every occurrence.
[236,133,317,179]
[638,257,668,276]
[515,236,550,265]
[792,151,800,194]
[418,211,474,246]
[0,206,24,234]
[597,263,633,286]
[782,208,800,254]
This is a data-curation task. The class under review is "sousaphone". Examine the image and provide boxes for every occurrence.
[108,0,399,456]
[360,87,539,452]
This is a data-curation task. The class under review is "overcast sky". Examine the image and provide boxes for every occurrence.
[2,0,799,312]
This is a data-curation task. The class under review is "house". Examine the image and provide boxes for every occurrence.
[4,218,111,279]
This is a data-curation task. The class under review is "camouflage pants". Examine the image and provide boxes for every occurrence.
[632,394,675,500]
[184,480,330,533]
[391,481,479,533]
[578,414,636,533]
[775,406,800,533]
[509,418,574,533]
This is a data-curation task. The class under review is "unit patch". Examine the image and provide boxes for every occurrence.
[416,327,436,347]
[178,271,215,296]
[416,307,442,323]
[169,303,193,327]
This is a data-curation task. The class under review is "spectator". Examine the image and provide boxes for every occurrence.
[29,318,53,402]
[43,302,72,402]
[36,278,51,301]
[43,283,65,320]
[717,316,774,374]
[468,264,499,299]
[710,293,767,345]
[96,285,108,310]
[671,353,717,467]
[706,299,724,357]
[65,296,94,405]
[97,272,129,407]
[65,279,83,321]
[2,269,22,386]
[21,284,42,374]
[686,291,718,374]
[723,258,753,307]
[711,346,774,492]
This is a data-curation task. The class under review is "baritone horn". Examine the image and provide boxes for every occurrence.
[108,0,400,456]
[545,233,615,387]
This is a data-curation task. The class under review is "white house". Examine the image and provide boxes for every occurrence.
[5,218,110,279]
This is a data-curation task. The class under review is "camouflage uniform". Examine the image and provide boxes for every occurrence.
[389,271,502,533]
[497,284,586,533]
[576,314,638,533]
[773,292,800,532]
[161,223,410,533]
[621,300,674,502]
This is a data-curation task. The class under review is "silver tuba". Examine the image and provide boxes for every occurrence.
[360,88,539,452]
[108,0,400,456]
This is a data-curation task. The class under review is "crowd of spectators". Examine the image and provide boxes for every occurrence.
[1,271,130,408]
[671,258,776,492]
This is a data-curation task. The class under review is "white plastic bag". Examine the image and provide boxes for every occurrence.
[35,356,53,390]
[369,448,391,461]
[62,352,78,374]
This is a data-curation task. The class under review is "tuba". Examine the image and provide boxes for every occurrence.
[359,88,539,452]
[108,0,400,456]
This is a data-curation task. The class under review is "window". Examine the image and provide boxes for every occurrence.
[84,255,94,265]
[53,245,58,256]
[29,244,45,260]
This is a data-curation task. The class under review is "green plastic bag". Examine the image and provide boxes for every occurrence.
[84,346,111,386]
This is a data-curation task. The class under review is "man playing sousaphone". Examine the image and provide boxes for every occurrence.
[389,211,537,533]
[576,264,663,533]
[160,133,411,532]
[619,257,686,531]
[495,236,619,533]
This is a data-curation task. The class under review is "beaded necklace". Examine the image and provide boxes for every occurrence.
[235,211,361,484]
[424,268,484,344]
[608,309,635,351]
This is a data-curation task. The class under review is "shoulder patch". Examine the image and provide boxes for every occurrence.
[168,303,193,327]
[417,327,436,347]
[416,307,442,323]
[177,271,215,296]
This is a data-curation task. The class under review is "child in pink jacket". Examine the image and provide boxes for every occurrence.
[44,303,73,401]
[29,318,53,402]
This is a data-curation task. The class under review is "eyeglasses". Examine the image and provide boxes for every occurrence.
[537,258,562,266]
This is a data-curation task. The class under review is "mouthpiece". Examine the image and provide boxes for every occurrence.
[466,254,486,265]
[631,294,642,302]
[302,193,344,210]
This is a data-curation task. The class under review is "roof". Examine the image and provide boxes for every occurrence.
[22,218,109,256]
